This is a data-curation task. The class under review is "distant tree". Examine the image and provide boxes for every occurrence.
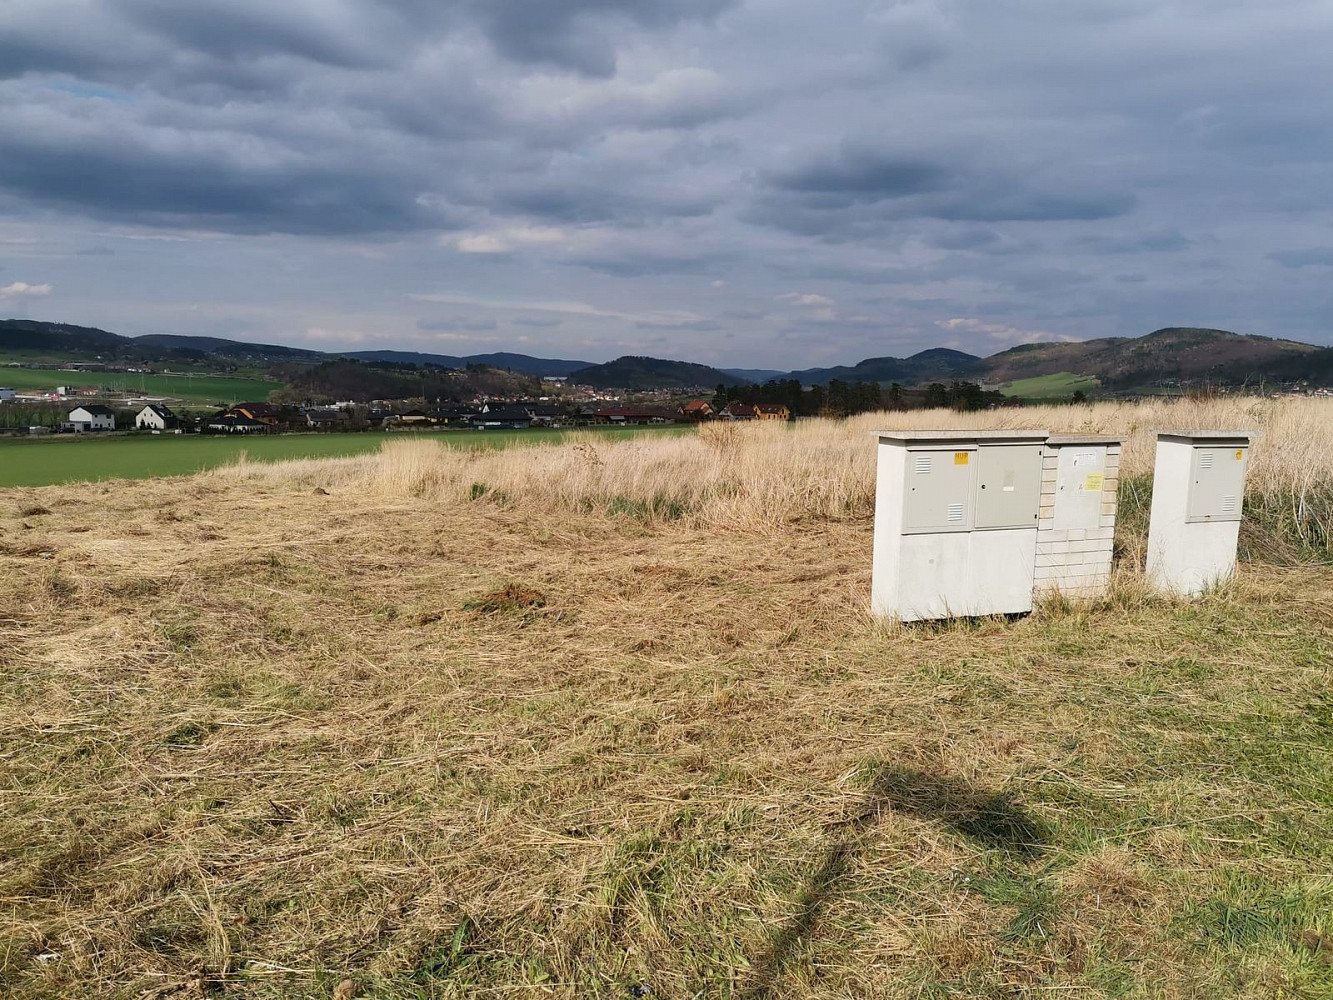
[802,384,825,416]
[1071,389,1087,404]
[947,380,986,411]
[924,382,949,408]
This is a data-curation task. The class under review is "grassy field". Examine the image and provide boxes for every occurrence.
[0,427,688,488]
[0,367,279,405]
[1000,372,1101,399]
[2,398,1332,999]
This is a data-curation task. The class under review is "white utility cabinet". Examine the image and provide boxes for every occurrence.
[872,430,1048,621]
[1146,431,1250,596]
[1036,436,1123,598]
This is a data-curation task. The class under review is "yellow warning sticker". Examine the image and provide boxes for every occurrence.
[954,452,969,465]
[1235,449,1244,461]
[1084,472,1104,491]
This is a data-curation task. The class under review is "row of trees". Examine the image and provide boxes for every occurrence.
[711,378,1009,417]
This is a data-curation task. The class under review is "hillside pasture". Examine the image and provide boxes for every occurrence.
[2,397,1332,999]
[0,426,689,488]
[0,367,279,405]
[999,372,1101,399]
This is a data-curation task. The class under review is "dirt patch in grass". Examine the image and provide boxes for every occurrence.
[466,583,547,613]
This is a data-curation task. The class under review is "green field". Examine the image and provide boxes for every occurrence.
[0,366,279,405]
[0,426,687,488]
[999,371,1101,399]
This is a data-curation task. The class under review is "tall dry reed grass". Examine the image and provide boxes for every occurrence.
[210,397,1333,552]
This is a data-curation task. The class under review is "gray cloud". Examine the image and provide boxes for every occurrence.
[417,316,499,332]
[1269,247,1333,268]
[471,0,736,76]
[1075,229,1192,254]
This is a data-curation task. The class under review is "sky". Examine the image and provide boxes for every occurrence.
[1,0,1332,369]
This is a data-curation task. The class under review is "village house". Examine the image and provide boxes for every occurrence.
[754,402,791,421]
[427,406,478,426]
[721,402,757,420]
[66,404,116,432]
[136,403,178,431]
[303,408,347,429]
[587,406,676,425]
[229,402,280,424]
[469,405,535,429]
[680,399,714,420]
[390,409,435,426]
[205,412,268,434]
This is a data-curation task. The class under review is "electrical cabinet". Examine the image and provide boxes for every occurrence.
[1146,431,1251,597]
[974,443,1044,529]
[903,446,976,533]
[872,430,1048,621]
[1185,444,1247,522]
[1053,445,1107,531]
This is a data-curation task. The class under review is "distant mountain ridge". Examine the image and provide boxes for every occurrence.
[4,318,1330,391]
[343,349,594,376]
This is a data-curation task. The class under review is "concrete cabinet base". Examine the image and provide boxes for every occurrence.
[875,529,1037,622]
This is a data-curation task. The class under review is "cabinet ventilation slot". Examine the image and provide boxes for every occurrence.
[1222,495,1237,513]
[1199,451,1214,469]
[947,503,965,522]
[914,455,932,474]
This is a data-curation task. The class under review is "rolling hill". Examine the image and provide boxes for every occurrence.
[787,348,981,386]
[569,356,744,390]
[972,327,1326,389]
[0,320,326,366]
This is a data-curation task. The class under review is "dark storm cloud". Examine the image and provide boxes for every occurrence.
[0,105,460,235]
[771,149,949,199]
[752,144,1135,237]
[1269,248,1333,268]
[471,0,737,76]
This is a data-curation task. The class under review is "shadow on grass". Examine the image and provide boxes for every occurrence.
[739,765,1049,999]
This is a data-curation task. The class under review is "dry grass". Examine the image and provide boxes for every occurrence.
[2,399,1332,998]
[203,397,1333,554]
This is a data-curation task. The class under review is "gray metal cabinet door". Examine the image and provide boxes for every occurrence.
[973,444,1044,529]
[1186,445,1246,522]
[902,447,976,533]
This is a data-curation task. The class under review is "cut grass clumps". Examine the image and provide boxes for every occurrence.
[465,584,547,614]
